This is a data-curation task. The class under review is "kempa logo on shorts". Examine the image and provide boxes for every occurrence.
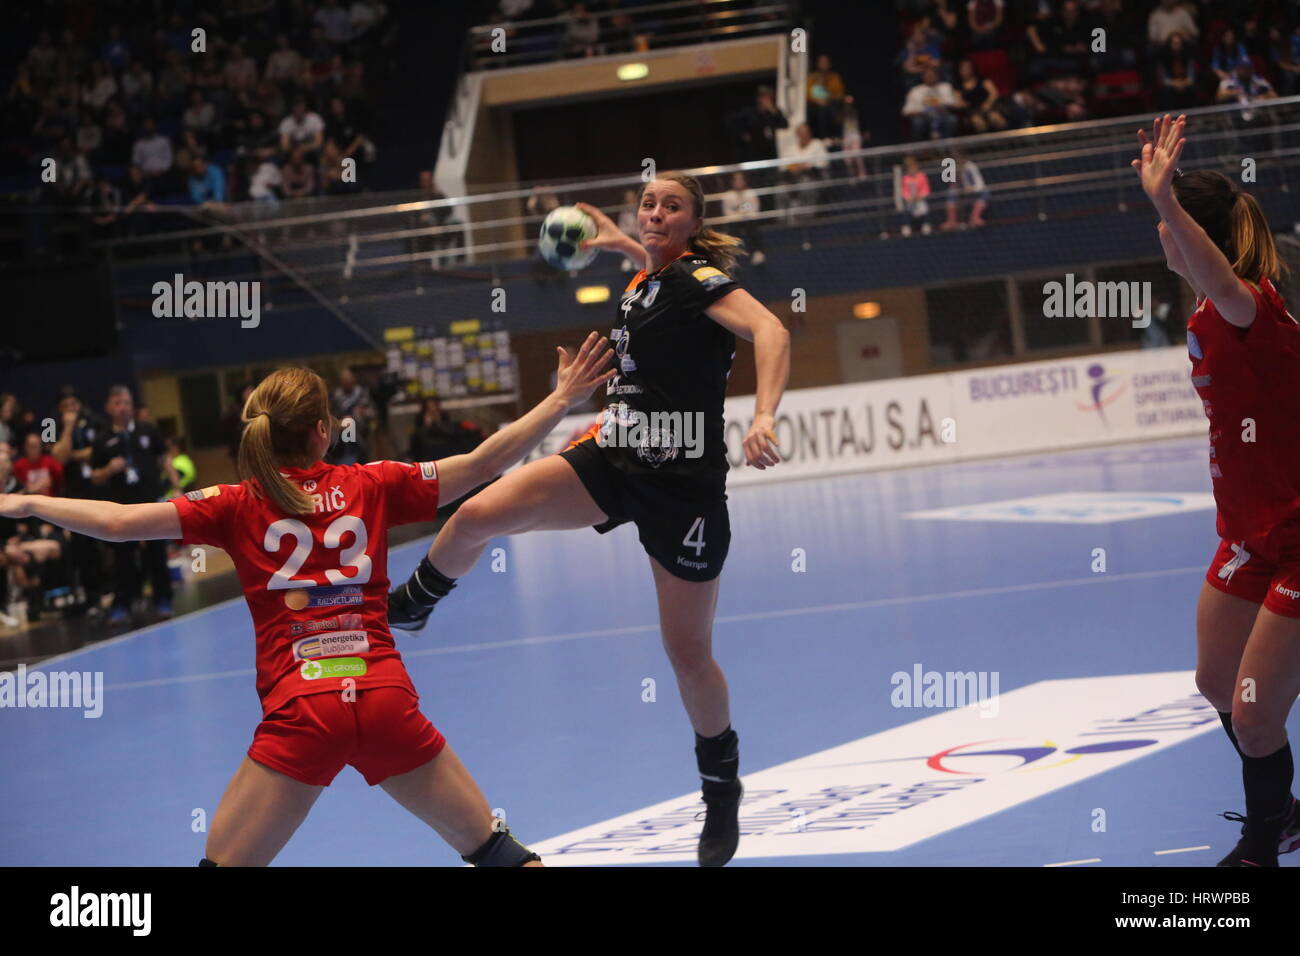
[151,273,260,328]
[0,665,103,718]
[293,631,370,661]
[1275,584,1300,600]
[299,657,367,680]
[1042,274,1152,329]
[50,886,150,936]
[598,404,704,465]
[676,556,708,570]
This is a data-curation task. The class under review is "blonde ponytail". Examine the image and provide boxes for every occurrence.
[236,368,331,516]
[1230,191,1286,282]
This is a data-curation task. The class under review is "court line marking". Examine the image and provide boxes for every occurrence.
[85,563,1206,693]
[1154,846,1210,855]
[1044,858,1102,867]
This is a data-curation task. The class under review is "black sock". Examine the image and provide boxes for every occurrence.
[198,857,218,867]
[1219,711,1245,758]
[695,726,739,785]
[405,557,457,609]
[1243,740,1294,824]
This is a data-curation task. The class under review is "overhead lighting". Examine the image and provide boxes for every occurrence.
[853,301,882,319]
[617,63,649,81]
[576,285,610,304]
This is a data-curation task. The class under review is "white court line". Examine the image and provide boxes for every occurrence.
[1154,846,1211,855]
[90,563,1206,693]
[1044,858,1102,867]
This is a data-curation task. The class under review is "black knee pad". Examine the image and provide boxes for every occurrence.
[462,827,541,867]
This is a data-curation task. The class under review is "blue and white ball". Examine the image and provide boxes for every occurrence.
[538,205,598,270]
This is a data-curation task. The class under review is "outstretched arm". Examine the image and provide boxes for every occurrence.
[431,332,615,501]
[1133,114,1256,327]
[0,494,180,541]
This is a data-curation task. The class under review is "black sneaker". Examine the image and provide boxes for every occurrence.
[386,583,432,633]
[1217,811,1282,867]
[696,778,743,867]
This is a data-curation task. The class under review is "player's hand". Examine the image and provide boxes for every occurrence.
[574,202,627,251]
[743,412,780,469]
[553,331,616,409]
[1131,113,1185,203]
[0,494,31,519]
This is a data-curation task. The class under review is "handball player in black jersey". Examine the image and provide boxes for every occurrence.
[389,171,791,866]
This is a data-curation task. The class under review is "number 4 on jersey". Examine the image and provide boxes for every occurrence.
[683,516,706,556]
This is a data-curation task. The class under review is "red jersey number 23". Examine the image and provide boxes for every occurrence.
[264,515,373,590]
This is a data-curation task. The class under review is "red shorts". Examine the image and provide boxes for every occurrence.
[1205,528,1300,618]
[248,686,446,787]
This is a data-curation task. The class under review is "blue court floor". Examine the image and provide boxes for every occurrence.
[2,435,1294,866]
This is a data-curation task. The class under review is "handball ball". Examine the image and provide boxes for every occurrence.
[538,205,598,270]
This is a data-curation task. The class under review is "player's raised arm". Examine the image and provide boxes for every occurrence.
[1133,114,1256,327]
[575,201,646,266]
[0,493,180,542]
[431,332,615,502]
[705,288,790,469]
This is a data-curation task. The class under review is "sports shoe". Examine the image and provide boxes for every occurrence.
[696,778,743,867]
[1280,797,1300,855]
[1217,810,1283,867]
[387,583,432,633]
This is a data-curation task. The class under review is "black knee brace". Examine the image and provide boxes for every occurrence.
[462,827,541,867]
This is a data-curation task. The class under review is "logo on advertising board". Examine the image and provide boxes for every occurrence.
[525,673,1217,865]
[1075,363,1125,424]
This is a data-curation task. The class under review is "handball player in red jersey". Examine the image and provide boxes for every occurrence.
[0,336,614,867]
[1134,114,1300,866]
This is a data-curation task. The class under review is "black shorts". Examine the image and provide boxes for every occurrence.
[559,438,730,582]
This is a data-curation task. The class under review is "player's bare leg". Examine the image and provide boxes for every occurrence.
[203,757,324,866]
[648,558,740,866]
[381,744,542,866]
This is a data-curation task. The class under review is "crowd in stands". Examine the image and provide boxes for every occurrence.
[3,0,392,241]
[895,0,1294,141]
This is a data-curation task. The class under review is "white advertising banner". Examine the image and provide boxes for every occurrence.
[512,345,1204,486]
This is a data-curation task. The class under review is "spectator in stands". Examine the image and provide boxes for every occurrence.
[26,31,58,83]
[1210,28,1249,83]
[564,2,602,58]
[89,175,122,239]
[725,85,788,188]
[14,434,63,497]
[1147,0,1197,50]
[939,152,989,230]
[324,95,374,170]
[1089,0,1142,71]
[896,154,931,236]
[899,18,945,87]
[99,102,133,165]
[1275,23,1300,96]
[967,0,1005,49]
[1026,0,1089,81]
[1217,56,1278,127]
[953,57,1006,132]
[161,435,196,501]
[903,67,958,140]
[838,95,867,181]
[188,155,227,207]
[806,55,845,141]
[132,116,173,181]
[281,147,317,198]
[329,367,372,465]
[247,158,283,206]
[119,164,158,235]
[120,60,155,109]
[409,398,484,463]
[90,385,172,623]
[224,44,259,95]
[0,394,18,452]
[182,88,218,155]
[265,34,304,86]
[318,140,347,195]
[82,59,118,113]
[50,388,106,616]
[721,171,765,266]
[616,187,638,271]
[316,0,355,46]
[279,98,325,157]
[1156,32,1198,111]
[780,123,829,223]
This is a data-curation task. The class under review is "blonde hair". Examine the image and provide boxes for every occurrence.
[641,171,745,275]
[1173,170,1286,282]
[237,368,331,515]
[1230,191,1284,282]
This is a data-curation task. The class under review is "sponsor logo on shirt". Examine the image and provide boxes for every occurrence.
[288,612,364,636]
[293,630,370,660]
[692,266,730,291]
[642,280,661,308]
[419,461,437,481]
[284,584,364,610]
[299,657,368,680]
[184,485,221,502]
[303,479,317,492]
